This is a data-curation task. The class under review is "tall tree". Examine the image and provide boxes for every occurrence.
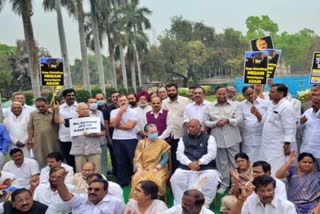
[0,0,41,97]
[63,0,91,92]
[43,0,72,88]
[121,0,151,86]
[89,0,105,93]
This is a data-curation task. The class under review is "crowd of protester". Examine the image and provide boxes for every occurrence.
[0,82,319,214]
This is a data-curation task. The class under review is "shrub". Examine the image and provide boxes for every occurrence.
[75,89,91,103]
[24,92,34,106]
[297,89,311,103]
[91,86,102,98]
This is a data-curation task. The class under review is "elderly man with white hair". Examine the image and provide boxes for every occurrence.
[4,102,30,156]
[54,102,106,173]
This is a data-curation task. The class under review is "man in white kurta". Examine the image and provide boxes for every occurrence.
[3,148,40,188]
[298,95,320,169]
[170,119,219,207]
[239,86,269,162]
[3,102,30,156]
[260,84,296,175]
[183,87,210,126]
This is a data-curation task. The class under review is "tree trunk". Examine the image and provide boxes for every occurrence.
[22,12,41,98]
[130,58,137,92]
[132,42,142,86]
[92,12,105,93]
[119,45,128,90]
[76,1,91,92]
[55,0,72,88]
[107,34,117,89]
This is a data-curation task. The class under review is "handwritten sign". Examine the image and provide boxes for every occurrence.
[69,117,101,137]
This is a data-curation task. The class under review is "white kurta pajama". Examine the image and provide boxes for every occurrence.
[260,98,296,175]
[239,98,269,162]
[170,135,219,206]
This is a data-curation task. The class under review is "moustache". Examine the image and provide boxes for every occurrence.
[89,193,97,197]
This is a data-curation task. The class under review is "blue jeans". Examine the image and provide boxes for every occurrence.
[112,139,138,187]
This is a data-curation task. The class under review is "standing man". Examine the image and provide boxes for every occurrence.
[4,102,29,156]
[145,96,173,141]
[28,98,60,167]
[170,119,219,207]
[0,122,10,168]
[58,88,78,170]
[260,84,296,175]
[88,97,107,175]
[162,83,190,173]
[135,90,152,139]
[302,85,320,113]
[54,103,105,173]
[183,86,210,126]
[157,86,168,101]
[227,86,237,102]
[127,93,137,108]
[110,95,138,186]
[239,86,269,162]
[204,86,242,193]
[3,93,36,118]
[298,95,320,169]
[95,93,108,111]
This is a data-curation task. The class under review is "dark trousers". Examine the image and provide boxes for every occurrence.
[113,139,138,187]
[107,142,117,176]
[60,141,76,171]
[171,138,180,174]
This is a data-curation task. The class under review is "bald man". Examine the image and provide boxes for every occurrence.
[161,189,214,214]
[170,119,219,208]
[54,103,105,172]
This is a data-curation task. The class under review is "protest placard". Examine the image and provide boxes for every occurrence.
[310,52,320,84]
[250,36,274,51]
[244,51,269,84]
[40,57,64,86]
[265,49,281,78]
[69,117,101,137]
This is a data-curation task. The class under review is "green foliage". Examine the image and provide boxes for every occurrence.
[178,88,189,96]
[24,92,34,106]
[105,87,117,99]
[297,89,311,103]
[91,86,102,98]
[0,44,16,56]
[127,87,135,93]
[75,89,91,103]
[119,88,128,95]
[245,15,279,39]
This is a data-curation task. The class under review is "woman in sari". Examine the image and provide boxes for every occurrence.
[125,180,168,214]
[276,152,320,214]
[130,123,170,197]
[220,152,254,214]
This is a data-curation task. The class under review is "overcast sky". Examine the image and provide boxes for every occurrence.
[0,0,318,63]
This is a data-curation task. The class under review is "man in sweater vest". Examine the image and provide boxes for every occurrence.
[145,96,173,142]
[170,119,220,208]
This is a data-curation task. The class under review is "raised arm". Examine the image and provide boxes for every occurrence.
[56,168,73,201]
[276,150,296,179]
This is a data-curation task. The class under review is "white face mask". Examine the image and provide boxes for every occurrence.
[89,103,98,111]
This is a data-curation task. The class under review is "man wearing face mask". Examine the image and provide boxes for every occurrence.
[298,95,320,170]
[95,93,108,111]
[87,98,108,176]
[135,90,152,139]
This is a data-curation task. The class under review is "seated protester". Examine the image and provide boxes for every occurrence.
[39,152,74,184]
[252,161,287,200]
[276,152,320,214]
[87,173,124,202]
[2,148,40,188]
[130,123,170,197]
[160,189,214,214]
[55,168,124,214]
[1,188,48,214]
[220,153,253,213]
[170,119,219,208]
[0,171,16,190]
[229,176,296,214]
[125,180,168,214]
[33,167,76,214]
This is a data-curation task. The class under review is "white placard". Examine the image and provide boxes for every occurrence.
[70,117,101,137]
